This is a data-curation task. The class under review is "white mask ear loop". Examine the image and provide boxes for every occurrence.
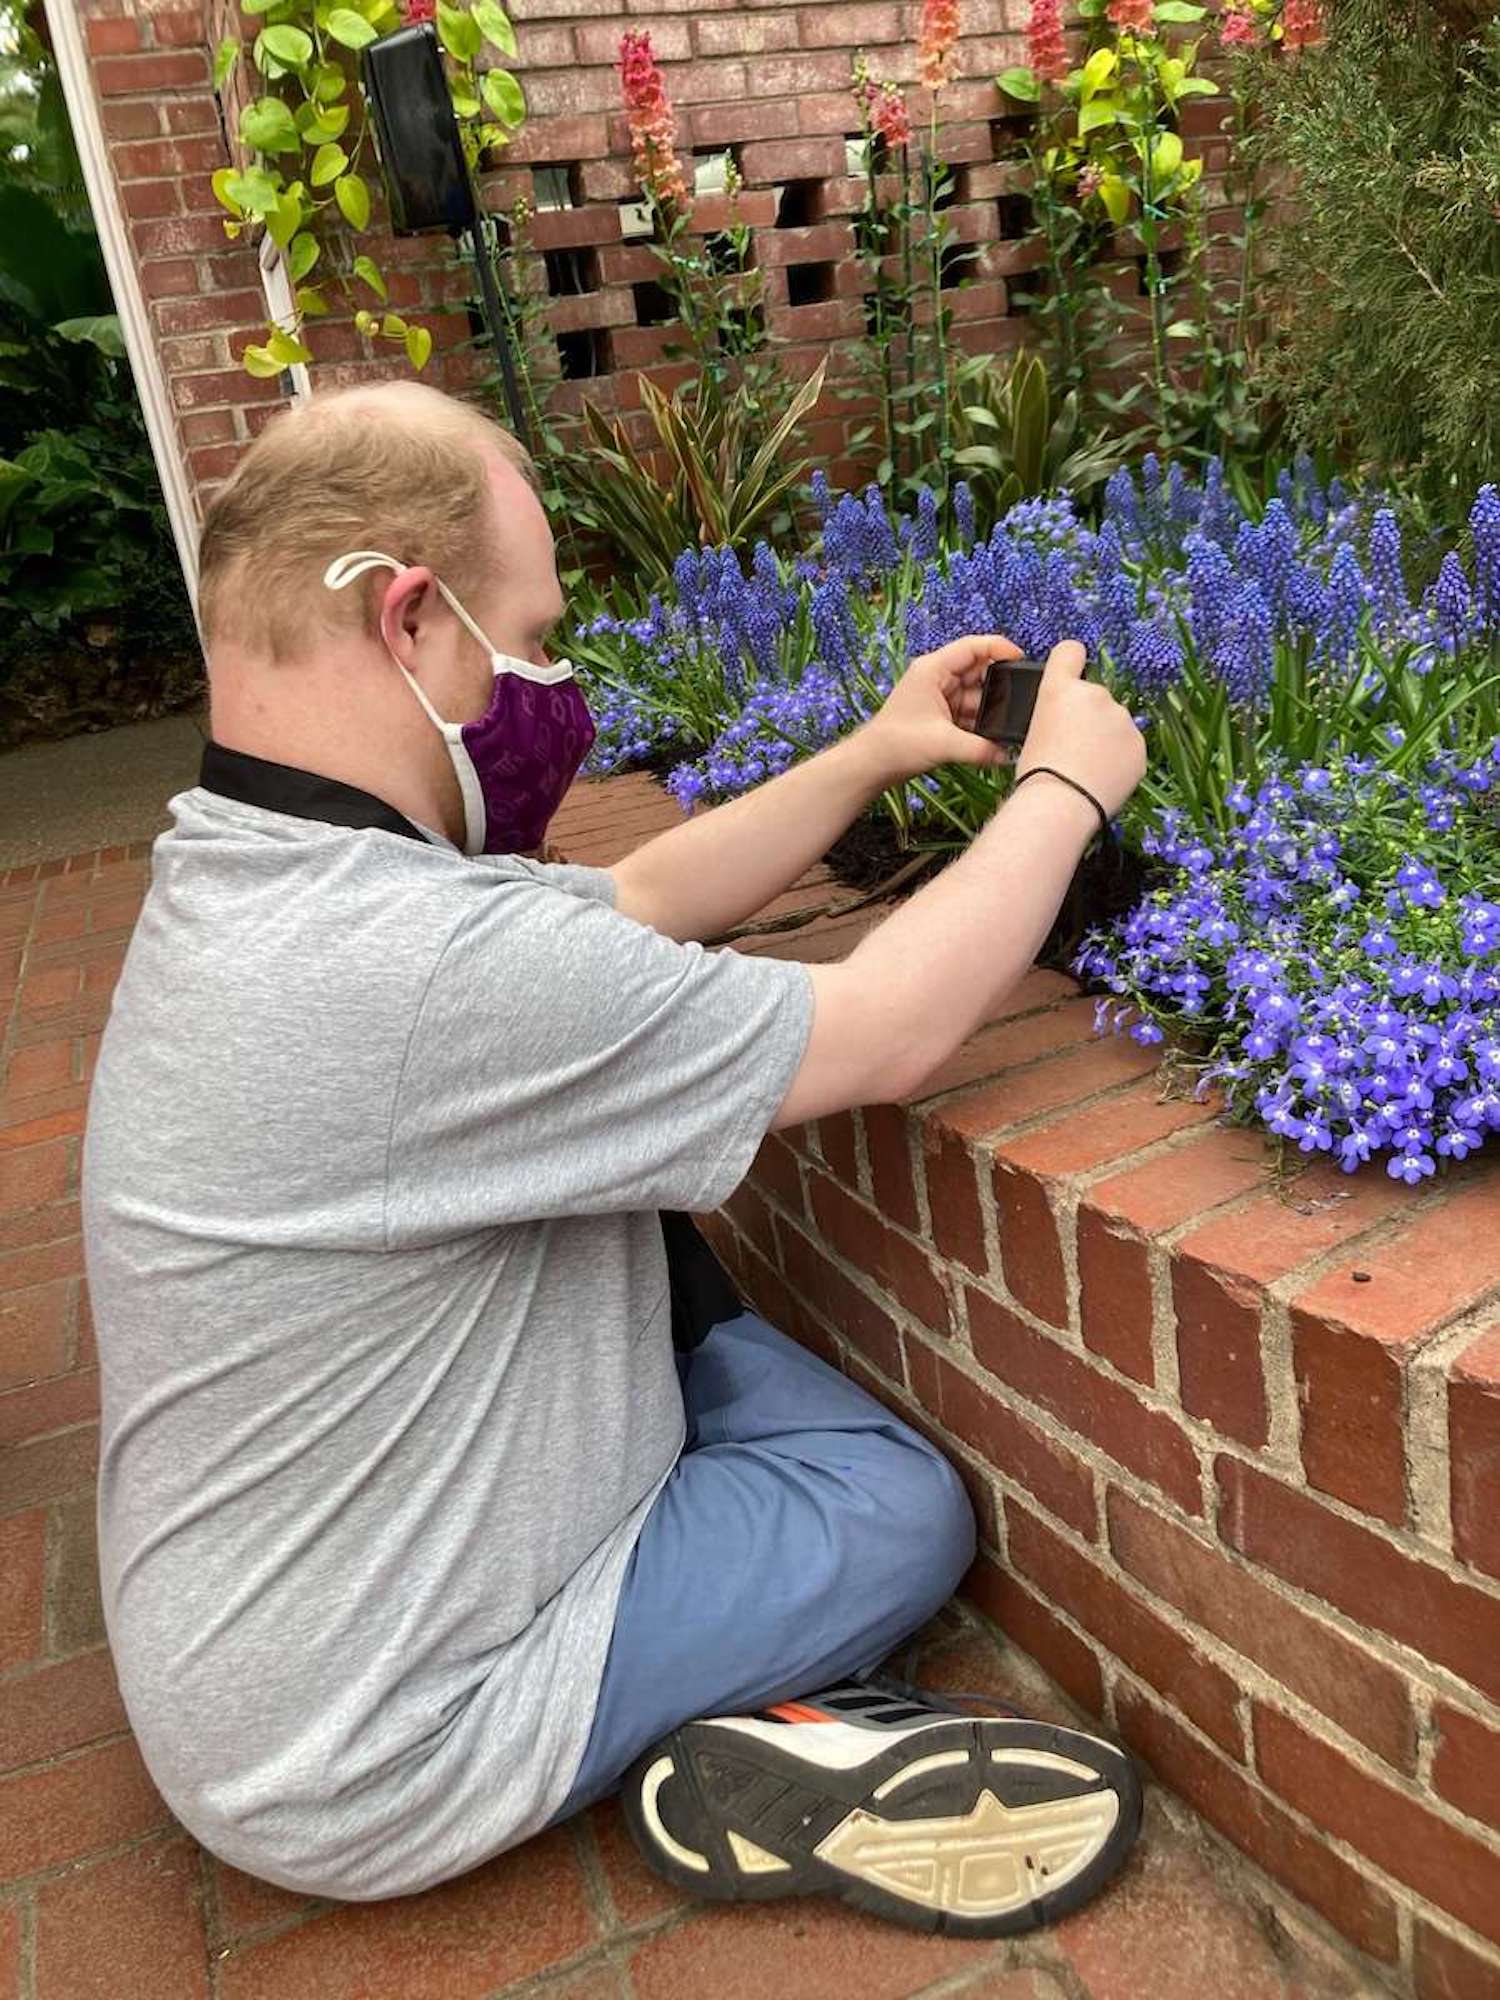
[322,549,482,736]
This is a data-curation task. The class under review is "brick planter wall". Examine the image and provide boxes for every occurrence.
[701,969,1500,2000]
[74,0,1239,513]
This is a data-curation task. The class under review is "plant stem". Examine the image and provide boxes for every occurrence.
[899,139,917,486]
[928,97,951,484]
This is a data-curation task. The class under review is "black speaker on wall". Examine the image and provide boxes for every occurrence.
[359,24,530,444]
[360,25,476,236]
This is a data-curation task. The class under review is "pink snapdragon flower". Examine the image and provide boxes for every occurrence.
[918,0,961,90]
[619,30,688,210]
[1026,0,1069,83]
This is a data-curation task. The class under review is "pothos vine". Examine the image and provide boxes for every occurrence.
[210,0,526,377]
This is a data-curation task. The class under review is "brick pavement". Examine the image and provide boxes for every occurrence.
[0,782,1384,1998]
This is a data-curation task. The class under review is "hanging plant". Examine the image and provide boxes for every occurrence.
[209,0,528,377]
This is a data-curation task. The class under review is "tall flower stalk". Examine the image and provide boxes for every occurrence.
[619,29,688,211]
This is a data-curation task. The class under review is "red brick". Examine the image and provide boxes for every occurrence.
[124,179,182,219]
[0,1648,127,1774]
[694,13,800,56]
[152,9,212,48]
[630,1894,1000,2000]
[905,1336,1097,1540]
[1005,1500,1243,1755]
[1292,1182,1500,1523]
[0,1137,72,1215]
[576,17,686,61]
[1171,1258,1269,1448]
[1077,1209,1155,1385]
[749,1132,805,1222]
[1115,1684,1400,1963]
[1451,1322,1500,1580]
[926,1032,1159,1140]
[965,1554,1105,1717]
[0,1281,73,1390]
[36,1837,208,2000]
[587,1798,689,1926]
[990,1164,1067,1328]
[1107,1488,1415,1772]
[209,1860,316,1945]
[1415,1922,1500,2000]
[1256,1704,1500,1947]
[1055,1830,1319,2000]
[1432,1702,1500,1836]
[1173,1169,1411,1292]
[0,1369,99,1448]
[777,1217,903,1381]
[1218,1456,1500,1706]
[969,1286,1204,1515]
[216,1827,595,2000]
[0,1509,45,1669]
[0,1736,170,1877]
[815,1109,858,1186]
[100,102,162,144]
[0,1421,97,1517]
[861,1103,920,1234]
[141,258,199,300]
[721,1179,777,1271]
[94,50,207,94]
[4,1040,77,1099]
[994,1070,1220,1182]
[691,98,803,146]
[920,1118,987,1275]
[86,16,142,53]
[808,1171,950,1332]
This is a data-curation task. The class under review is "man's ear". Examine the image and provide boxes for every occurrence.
[377,565,435,667]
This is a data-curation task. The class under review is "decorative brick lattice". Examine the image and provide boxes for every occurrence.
[78,0,1241,508]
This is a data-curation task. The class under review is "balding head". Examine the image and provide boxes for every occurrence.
[198,380,535,662]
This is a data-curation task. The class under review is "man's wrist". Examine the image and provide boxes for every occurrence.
[830,724,908,798]
[1002,765,1103,844]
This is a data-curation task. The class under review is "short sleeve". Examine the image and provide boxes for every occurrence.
[384,871,814,1241]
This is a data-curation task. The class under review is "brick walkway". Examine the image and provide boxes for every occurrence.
[0,789,1381,1998]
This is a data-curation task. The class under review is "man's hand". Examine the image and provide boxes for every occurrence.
[1017,640,1147,821]
[856,634,1023,786]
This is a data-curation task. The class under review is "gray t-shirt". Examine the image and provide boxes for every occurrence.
[82,786,813,1899]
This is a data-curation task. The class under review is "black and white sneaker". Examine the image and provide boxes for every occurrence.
[620,1678,1142,1935]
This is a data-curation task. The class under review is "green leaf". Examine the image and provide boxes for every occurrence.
[472,0,517,55]
[325,8,378,49]
[481,67,525,126]
[334,172,371,230]
[310,142,347,185]
[380,311,407,337]
[267,327,313,367]
[1150,130,1184,178]
[1078,98,1117,135]
[352,253,387,299]
[211,166,244,216]
[1081,46,1117,96]
[238,0,278,12]
[1154,0,1207,17]
[437,3,482,62]
[1165,318,1199,337]
[212,36,240,90]
[451,92,481,119]
[295,285,329,316]
[260,24,313,66]
[1098,171,1130,223]
[312,63,348,102]
[266,191,303,248]
[286,231,320,281]
[242,343,283,377]
[225,166,282,216]
[240,96,300,154]
[1175,75,1220,95]
[404,323,433,369]
[995,65,1040,104]
[53,314,126,357]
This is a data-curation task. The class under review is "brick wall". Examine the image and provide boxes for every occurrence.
[702,971,1500,2000]
[77,0,1238,515]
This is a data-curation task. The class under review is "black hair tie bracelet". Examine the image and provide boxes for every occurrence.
[1012,764,1111,842]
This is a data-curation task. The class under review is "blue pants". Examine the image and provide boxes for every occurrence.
[551,1311,977,1821]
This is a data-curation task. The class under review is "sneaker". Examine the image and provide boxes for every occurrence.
[620,1679,1142,1935]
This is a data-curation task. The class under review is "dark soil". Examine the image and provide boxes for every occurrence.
[822,812,1147,980]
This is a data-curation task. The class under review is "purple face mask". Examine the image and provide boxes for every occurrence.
[324,550,595,855]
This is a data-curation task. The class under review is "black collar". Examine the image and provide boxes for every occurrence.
[198,742,431,845]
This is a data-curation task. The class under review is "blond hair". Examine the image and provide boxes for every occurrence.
[198,380,534,661]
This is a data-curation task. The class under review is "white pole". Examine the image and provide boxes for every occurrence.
[41,0,203,623]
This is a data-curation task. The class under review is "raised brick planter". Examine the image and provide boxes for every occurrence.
[702,969,1500,2000]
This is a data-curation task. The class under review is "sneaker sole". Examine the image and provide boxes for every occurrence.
[621,1714,1142,1936]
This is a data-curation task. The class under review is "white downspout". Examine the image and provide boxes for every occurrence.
[41,0,203,620]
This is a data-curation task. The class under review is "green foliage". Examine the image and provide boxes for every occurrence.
[1254,2,1500,516]
[209,0,528,376]
[565,362,828,586]
[950,349,1140,537]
